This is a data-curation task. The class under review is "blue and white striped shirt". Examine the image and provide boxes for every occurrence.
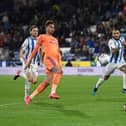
[108,36,125,63]
[21,37,39,65]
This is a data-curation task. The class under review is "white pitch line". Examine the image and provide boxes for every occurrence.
[0,102,21,107]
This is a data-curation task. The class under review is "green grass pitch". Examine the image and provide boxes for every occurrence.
[0,75,126,126]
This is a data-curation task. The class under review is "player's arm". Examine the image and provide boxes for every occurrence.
[111,48,119,54]
[38,47,43,66]
[25,36,42,68]
[20,39,28,64]
[112,37,126,53]
[30,44,39,61]
[123,41,126,46]
[20,49,26,64]
[122,38,126,46]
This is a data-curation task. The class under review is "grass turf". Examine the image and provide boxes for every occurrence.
[0,75,126,126]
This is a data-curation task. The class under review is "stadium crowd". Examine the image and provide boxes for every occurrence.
[0,0,126,64]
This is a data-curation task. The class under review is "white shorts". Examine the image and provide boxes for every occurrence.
[104,62,126,76]
[23,63,38,76]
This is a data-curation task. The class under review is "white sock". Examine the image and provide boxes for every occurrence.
[51,90,56,94]
[95,77,104,88]
[21,72,27,80]
[24,80,30,98]
[123,73,126,89]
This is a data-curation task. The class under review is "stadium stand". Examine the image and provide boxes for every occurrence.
[0,0,126,66]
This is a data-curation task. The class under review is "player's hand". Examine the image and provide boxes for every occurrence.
[20,57,26,64]
[25,61,31,69]
[39,62,43,67]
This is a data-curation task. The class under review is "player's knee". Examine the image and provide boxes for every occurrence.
[59,70,63,75]
[104,75,109,80]
[46,76,52,83]
[119,66,126,73]
[57,70,63,75]
[32,80,37,84]
[32,78,38,84]
[28,78,33,83]
[44,80,50,86]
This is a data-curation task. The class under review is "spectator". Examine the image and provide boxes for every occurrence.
[65,59,73,67]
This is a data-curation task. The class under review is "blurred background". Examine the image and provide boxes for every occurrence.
[0,0,126,67]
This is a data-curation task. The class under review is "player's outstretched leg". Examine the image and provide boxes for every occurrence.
[13,70,22,80]
[25,80,50,106]
[92,77,104,96]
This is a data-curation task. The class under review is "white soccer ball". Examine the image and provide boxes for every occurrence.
[98,53,110,66]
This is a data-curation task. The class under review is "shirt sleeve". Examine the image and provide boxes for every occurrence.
[36,35,44,46]
[120,36,125,44]
[21,38,28,50]
[108,39,117,49]
[28,35,43,62]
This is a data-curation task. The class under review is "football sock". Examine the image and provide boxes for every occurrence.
[30,80,50,99]
[95,77,104,89]
[24,80,30,98]
[21,72,27,80]
[123,73,126,89]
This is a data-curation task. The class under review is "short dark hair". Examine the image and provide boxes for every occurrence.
[29,25,38,32]
[44,20,55,27]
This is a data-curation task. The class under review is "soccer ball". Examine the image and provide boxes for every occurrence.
[98,53,110,66]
